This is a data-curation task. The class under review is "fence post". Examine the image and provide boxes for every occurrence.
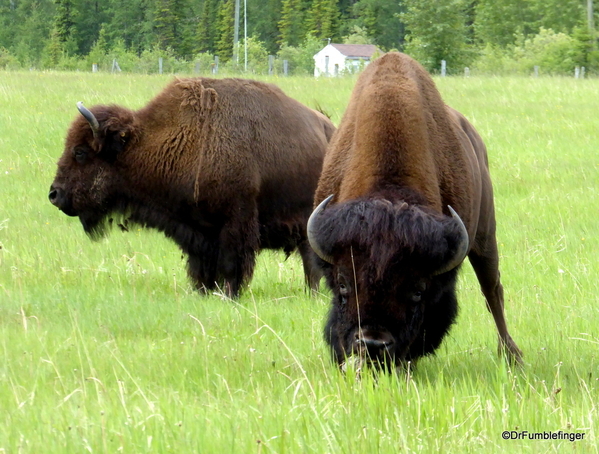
[214,56,219,74]
[92,63,98,73]
[159,57,163,74]
[441,60,446,77]
[111,59,121,73]
[268,55,274,75]
[534,66,539,77]
[464,67,470,77]
[575,66,580,79]
[283,60,288,76]
[195,61,200,74]
[581,66,586,78]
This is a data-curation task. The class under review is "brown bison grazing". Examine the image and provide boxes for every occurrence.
[49,77,335,297]
[307,52,522,370]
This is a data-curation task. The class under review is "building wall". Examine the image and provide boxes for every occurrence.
[313,45,347,77]
[313,45,372,77]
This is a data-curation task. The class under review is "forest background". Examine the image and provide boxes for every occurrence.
[0,0,598,76]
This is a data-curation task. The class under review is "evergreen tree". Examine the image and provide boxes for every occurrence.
[474,0,535,47]
[12,0,56,64]
[402,0,471,72]
[531,0,584,35]
[248,0,282,54]
[154,0,177,50]
[75,0,110,55]
[305,0,340,41]
[197,0,219,53]
[105,0,153,54]
[351,0,404,50]
[216,0,235,61]
[46,27,63,66]
[53,0,75,44]
[278,0,305,46]
[153,0,194,58]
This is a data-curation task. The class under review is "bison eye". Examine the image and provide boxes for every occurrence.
[73,147,88,164]
[339,283,348,296]
[411,291,422,302]
[337,273,350,301]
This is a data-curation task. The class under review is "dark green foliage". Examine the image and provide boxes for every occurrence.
[248,0,282,54]
[105,0,154,54]
[0,0,595,73]
[197,0,219,54]
[54,0,75,44]
[402,0,472,73]
[278,0,305,46]
[349,0,405,50]
[305,0,340,41]
[216,0,235,61]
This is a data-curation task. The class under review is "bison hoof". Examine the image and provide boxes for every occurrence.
[499,337,524,366]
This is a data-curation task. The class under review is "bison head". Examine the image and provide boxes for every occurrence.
[49,102,140,238]
[308,195,469,371]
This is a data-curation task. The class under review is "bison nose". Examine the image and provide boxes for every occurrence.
[354,329,395,359]
[49,185,76,216]
[49,188,58,204]
[48,185,62,206]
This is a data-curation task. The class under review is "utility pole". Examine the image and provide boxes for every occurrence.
[234,0,240,63]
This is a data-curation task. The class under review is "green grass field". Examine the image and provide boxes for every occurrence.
[1,70,598,453]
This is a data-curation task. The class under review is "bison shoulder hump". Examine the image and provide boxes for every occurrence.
[178,79,219,113]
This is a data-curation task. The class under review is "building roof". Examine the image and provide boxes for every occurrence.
[330,44,380,58]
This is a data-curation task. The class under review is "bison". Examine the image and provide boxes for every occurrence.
[49,77,335,298]
[307,52,522,371]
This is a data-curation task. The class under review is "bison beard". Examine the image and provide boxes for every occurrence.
[309,51,522,370]
[49,77,335,298]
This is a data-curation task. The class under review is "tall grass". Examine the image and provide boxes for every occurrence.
[0,71,598,453]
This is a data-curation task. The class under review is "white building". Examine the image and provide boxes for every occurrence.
[313,43,381,77]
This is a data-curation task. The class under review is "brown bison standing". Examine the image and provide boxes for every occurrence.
[49,77,335,297]
[307,52,522,370]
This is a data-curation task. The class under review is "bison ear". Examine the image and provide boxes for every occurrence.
[99,126,132,162]
[97,111,138,162]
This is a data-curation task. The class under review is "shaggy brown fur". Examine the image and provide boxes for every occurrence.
[49,77,335,297]
[310,52,522,368]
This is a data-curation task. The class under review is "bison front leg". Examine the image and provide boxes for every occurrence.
[468,240,523,365]
[215,211,260,299]
[185,233,220,294]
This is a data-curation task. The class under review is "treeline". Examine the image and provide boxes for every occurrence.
[0,0,597,75]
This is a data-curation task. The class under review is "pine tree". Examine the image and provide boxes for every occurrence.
[351,0,405,50]
[305,0,340,41]
[54,0,76,44]
[105,0,153,54]
[46,27,63,66]
[216,0,235,61]
[247,0,282,54]
[278,0,305,47]
[402,0,471,72]
[154,0,177,50]
[197,0,219,54]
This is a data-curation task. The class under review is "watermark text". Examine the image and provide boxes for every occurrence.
[502,431,585,442]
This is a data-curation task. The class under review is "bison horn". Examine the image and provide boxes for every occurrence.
[433,205,470,276]
[77,101,100,137]
[307,194,335,264]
